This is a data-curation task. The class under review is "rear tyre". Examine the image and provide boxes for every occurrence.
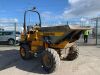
[8,39,15,45]
[60,44,79,61]
[66,44,78,61]
[42,48,60,73]
[20,44,32,60]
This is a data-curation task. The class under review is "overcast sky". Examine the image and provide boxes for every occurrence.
[0,0,100,24]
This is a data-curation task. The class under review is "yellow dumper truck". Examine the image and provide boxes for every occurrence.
[19,7,90,73]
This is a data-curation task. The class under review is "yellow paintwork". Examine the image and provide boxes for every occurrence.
[40,32,64,36]
[51,41,69,49]
[31,41,43,46]
[31,46,38,53]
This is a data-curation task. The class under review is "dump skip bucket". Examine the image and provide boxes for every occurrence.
[41,25,91,44]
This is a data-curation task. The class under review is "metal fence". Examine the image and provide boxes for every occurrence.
[0,19,100,45]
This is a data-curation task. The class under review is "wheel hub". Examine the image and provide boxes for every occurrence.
[20,48,25,57]
[43,54,52,68]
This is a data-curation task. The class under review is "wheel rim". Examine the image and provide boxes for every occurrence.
[43,54,53,68]
[9,40,14,45]
[20,47,26,57]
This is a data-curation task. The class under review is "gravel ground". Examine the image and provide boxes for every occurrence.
[0,46,100,75]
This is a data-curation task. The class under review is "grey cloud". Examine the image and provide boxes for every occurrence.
[63,0,100,18]
[40,0,100,21]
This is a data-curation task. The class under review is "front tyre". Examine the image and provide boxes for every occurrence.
[20,44,32,60]
[42,48,60,73]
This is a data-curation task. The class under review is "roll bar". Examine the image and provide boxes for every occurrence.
[23,7,41,34]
